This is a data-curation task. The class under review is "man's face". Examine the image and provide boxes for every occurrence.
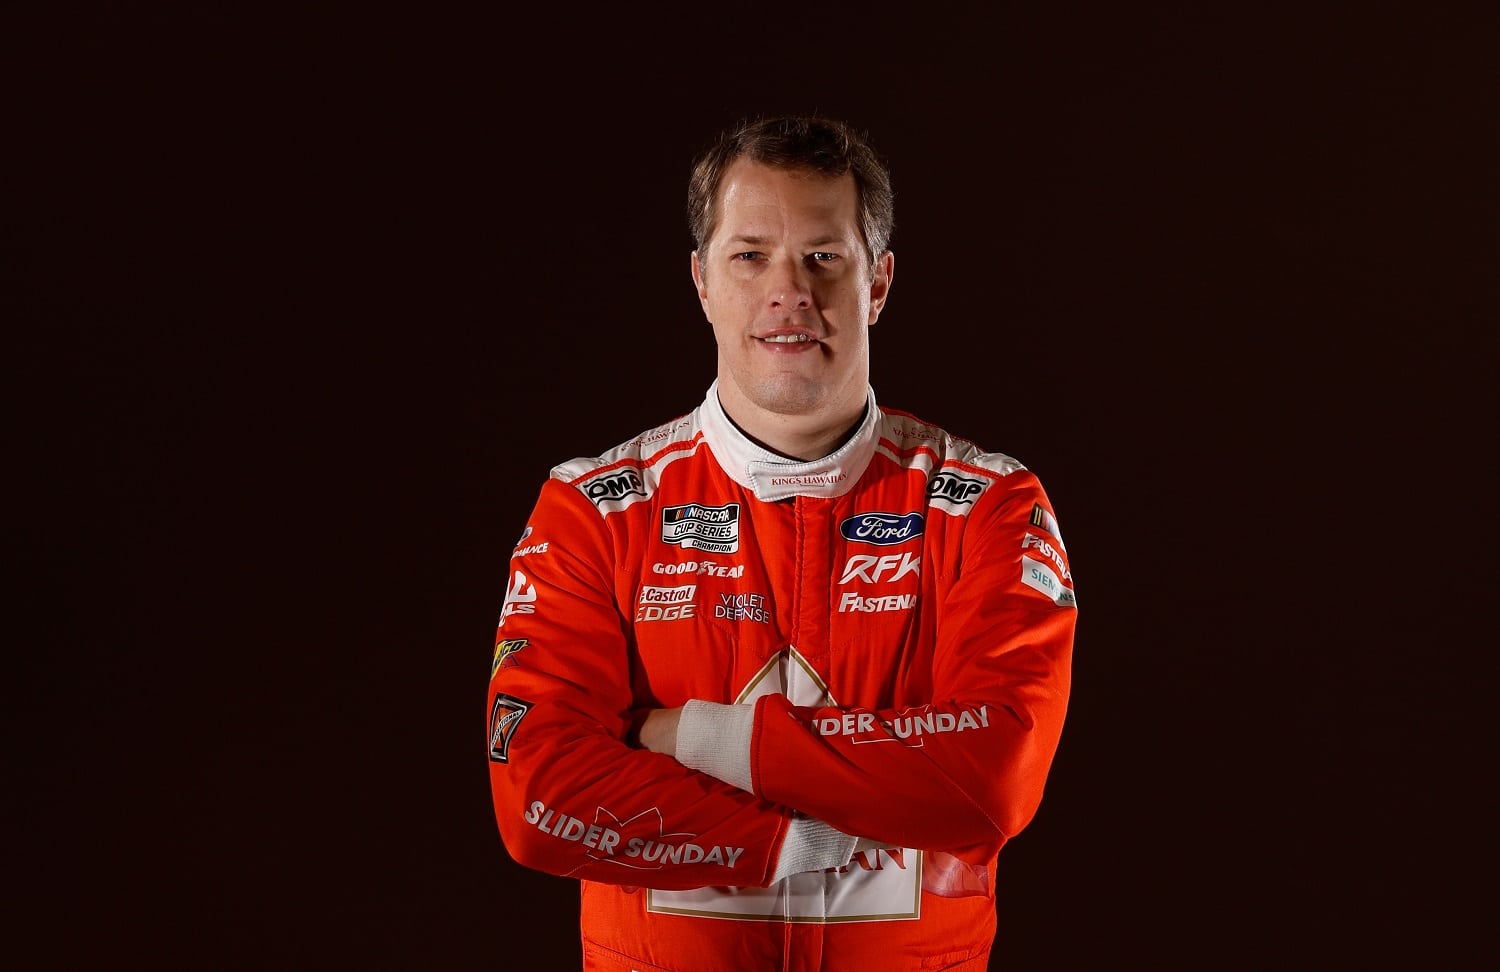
[692,159,893,424]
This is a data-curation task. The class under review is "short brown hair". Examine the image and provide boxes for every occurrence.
[687,115,895,265]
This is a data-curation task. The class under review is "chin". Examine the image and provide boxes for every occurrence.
[749,377,834,417]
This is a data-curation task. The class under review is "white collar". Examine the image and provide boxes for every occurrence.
[697,380,880,501]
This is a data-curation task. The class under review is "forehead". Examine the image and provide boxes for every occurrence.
[713,159,860,241]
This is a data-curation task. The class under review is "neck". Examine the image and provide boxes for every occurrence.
[716,392,867,462]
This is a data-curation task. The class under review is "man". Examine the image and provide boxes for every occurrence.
[488,115,1076,972]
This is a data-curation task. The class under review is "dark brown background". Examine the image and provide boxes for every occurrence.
[9,3,1494,968]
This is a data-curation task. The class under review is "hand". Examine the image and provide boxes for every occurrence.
[637,707,683,757]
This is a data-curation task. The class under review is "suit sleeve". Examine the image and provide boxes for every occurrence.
[488,477,854,889]
[676,469,1075,863]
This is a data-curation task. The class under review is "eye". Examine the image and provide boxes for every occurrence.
[810,252,839,263]
[732,251,762,261]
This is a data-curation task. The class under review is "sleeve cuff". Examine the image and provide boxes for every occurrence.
[771,815,858,882]
[675,699,756,793]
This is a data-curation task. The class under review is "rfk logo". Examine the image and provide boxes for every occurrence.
[839,552,921,585]
[500,570,537,625]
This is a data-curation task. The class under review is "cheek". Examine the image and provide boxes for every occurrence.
[709,286,755,318]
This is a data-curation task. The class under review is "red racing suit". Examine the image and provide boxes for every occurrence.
[488,383,1076,972]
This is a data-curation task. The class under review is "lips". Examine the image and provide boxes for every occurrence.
[754,327,822,348]
[755,332,822,354]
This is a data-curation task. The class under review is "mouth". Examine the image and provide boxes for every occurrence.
[755,332,822,355]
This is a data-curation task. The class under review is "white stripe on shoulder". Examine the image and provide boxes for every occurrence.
[550,413,702,515]
[877,411,1025,516]
[876,412,1025,476]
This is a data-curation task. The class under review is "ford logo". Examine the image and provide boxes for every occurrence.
[839,512,924,545]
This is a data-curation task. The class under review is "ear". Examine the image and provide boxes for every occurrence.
[867,250,895,326]
[691,250,711,318]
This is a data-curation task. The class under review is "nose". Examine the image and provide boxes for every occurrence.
[767,256,813,310]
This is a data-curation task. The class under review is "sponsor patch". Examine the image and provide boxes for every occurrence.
[488,693,532,763]
[1021,555,1077,608]
[650,844,919,922]
[1029,503,1065,548]
[499,569,537,626]
[839,512,924,546]
[927,471,988,506]
[635,604,696,622]
[491,638,527,677]
[512,523,548,557]
[839,552,921,585]
[651,560,745,578]
[1022,533,1072,581]
[523,801,746,870]
[767,472,846,488]
[639,584,697,605]
[839,592,918,613]
[585,469,647,506]
[714,591,770,623]
[810,705,991,743]
[661,503,740,554]
[637,584,697,623]
[888,423,944,442]
[627,417,692,449]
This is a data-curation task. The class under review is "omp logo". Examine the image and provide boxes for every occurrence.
[839,552,921,585]
[489,693,532,763]
[585,469,646,505]
[661,503,740,553]
[927,471,987,505]
[839,512,924,546]
[499,570,537,625]
[491,638,527,677]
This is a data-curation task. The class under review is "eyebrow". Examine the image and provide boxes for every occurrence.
[723,235,848,249]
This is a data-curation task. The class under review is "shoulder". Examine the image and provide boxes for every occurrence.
[875,407,1026,477]
[549,411,704,513]
[874,406,1045,518]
